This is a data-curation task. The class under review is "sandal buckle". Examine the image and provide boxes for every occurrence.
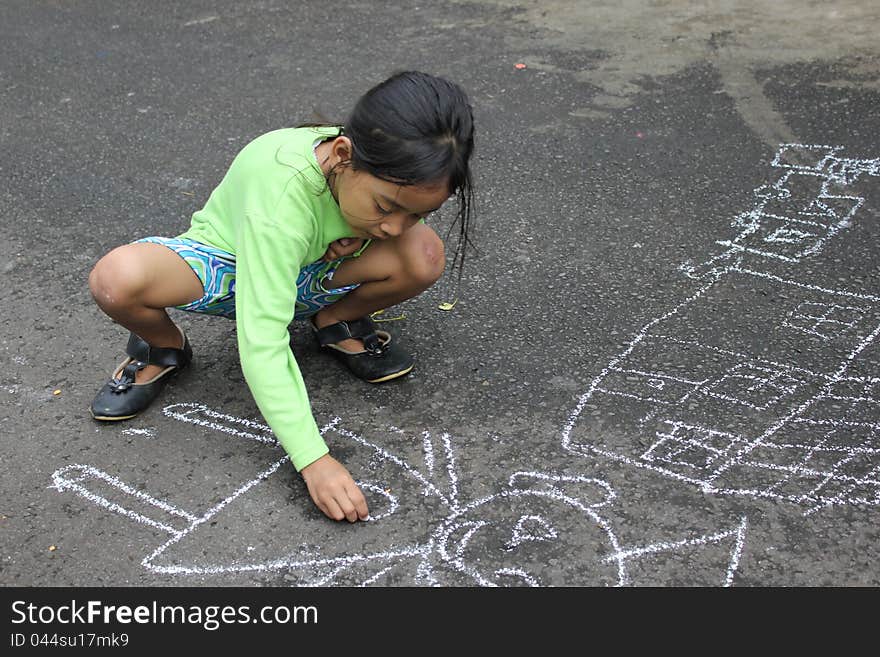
[111,361,142,393]
[363,334,385,356]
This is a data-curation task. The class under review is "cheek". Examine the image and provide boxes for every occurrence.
[339,190,374,223]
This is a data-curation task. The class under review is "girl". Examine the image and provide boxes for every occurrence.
[87,71,475,523]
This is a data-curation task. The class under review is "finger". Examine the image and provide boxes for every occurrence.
[345,482,370,520]
[322,497,346,522]
[336,494,358,523]
[314,499,330,519]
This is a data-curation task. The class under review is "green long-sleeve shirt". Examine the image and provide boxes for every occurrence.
[179,126,352,471]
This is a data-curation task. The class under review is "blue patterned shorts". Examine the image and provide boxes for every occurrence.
[136,236,359,320]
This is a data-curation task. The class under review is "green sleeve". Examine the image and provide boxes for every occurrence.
[234,209,329,471]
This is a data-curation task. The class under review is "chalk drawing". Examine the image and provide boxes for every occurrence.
[564,144,880,515]
[681,144,878,278]
[121,427,156,439]
[782,302,866,341]
[603,516,748,587]
[51,402,747,586]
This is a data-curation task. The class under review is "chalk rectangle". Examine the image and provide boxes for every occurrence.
[641,420,745,475]
[771,144,838,171]
[598,369,701,404]
[53,465,194,536]
[700,364,804,411]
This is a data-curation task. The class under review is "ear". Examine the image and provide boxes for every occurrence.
[329,136,353,167]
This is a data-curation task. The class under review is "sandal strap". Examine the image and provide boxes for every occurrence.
[345,317,379,338]
[313,317,387,356]
[313,321,356,347]
[125,332,190,368]
[314,316,379,345]
[111,360,143,393]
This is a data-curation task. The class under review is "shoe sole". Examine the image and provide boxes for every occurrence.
[90,411,139,421]
[366,364,414,383]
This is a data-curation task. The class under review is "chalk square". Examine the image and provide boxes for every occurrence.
[710,461,791,497]
[771,144,837,172]
[701,365,802,411]
[642,421,743,474]
[599,368,700,405]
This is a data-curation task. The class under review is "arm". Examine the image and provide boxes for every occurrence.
[235,211,368,522]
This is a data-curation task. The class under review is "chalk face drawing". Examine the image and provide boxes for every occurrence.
[433,473,625,586]
[563,144,880,515]
[52,403,746,586]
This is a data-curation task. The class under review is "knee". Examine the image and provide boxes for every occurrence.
[399,227,445,288]
[88,248,147,311]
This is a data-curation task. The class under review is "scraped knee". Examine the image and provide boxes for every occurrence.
[401,226,445,288]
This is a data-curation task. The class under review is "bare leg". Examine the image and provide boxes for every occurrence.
[314,222,445,351]
[89,242,204,382]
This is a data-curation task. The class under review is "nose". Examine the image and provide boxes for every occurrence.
[379,219,403,238]
[379,213,417,238]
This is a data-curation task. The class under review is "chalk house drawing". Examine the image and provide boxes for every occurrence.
[563,144,880,515]
[52,403,747,586]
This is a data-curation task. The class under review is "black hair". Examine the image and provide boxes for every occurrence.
[300,71,476,282]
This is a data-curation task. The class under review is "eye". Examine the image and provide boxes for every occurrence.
[506,514,558,550]
[374,202,392,216]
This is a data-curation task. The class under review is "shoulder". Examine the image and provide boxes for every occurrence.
[274,126,340,168]
[234,128,303,163]
[225,128,326,200]
[239,127,335,192]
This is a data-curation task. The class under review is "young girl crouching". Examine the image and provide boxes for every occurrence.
[88,71,475,523]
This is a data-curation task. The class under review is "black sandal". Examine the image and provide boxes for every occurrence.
[90,329,192,421]
[312,316,413,383]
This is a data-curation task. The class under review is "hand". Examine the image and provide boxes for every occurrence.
[300,454,370,522]
[322,237,365,262]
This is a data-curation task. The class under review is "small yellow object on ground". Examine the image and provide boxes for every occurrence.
[370,309,406,322]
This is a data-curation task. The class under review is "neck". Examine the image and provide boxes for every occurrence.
[315,140,333,177]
